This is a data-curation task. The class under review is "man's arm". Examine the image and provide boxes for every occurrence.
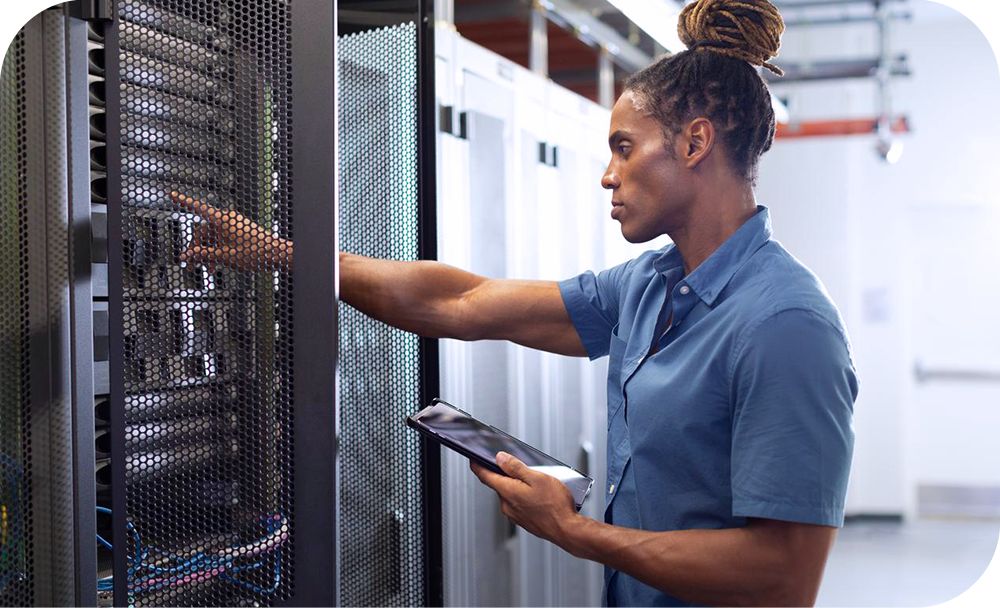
[563,512,835,606]
[472,454,836,607]
[171,193,586,356]
[340,253,586,356]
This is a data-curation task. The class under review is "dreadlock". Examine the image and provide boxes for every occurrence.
[625,0,785,184]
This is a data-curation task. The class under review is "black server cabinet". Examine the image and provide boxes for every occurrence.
[2,1,442,605]
[98,0,336,605]
[4,0,337,606]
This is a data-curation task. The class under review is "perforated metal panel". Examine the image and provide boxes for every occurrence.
[338,23,427,607]
[0,30,34,608]
[109,1,296,604]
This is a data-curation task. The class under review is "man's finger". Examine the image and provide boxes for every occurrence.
[180,245,243,272]
[179,245,210,264]
[188,223,213,250]
[172,191,222,225]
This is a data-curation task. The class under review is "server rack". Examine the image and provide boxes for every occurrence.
[100,1,338,604]
[3,1,342,605]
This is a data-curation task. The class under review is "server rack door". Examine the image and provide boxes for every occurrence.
[0,24,39,608]
[101,1,336,605]
[336,1,441,605]
[2,10,98,606]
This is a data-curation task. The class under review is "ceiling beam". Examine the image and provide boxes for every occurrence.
[767,56,910,83]
[543,0,653,72]
[775,0,906,8]
[784,11,911,27]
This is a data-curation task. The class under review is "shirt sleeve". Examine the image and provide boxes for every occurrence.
[557,260,633,360]
[730,308,858,527]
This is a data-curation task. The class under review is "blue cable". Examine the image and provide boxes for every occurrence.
[95,507,284,596]
[96,534,113,551]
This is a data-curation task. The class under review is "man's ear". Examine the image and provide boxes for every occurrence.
[682,117,715,169]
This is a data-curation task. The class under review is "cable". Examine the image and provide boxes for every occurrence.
[95,507,286,596]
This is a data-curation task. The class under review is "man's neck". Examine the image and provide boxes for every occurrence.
[669,187,758,275]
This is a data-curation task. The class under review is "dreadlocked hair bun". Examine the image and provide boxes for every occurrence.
[678,0,785,76]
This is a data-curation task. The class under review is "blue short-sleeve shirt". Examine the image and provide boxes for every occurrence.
[558,207,858,607]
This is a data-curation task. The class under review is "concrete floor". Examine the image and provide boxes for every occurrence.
[817,518,1000,607]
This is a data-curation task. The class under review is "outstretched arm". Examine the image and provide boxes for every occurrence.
[172,192,586,356]
[339,253,585,355]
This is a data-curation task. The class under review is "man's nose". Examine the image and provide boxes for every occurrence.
[602,166,619,190]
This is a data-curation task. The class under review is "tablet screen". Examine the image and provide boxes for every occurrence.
[411,401,593,508]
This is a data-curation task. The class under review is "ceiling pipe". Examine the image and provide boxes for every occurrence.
[435,0,455,29]
[874,0,903,163]
[783,11,911,28]
[530,0,549,77]
[598,46,615,109]
[774,0,905,8]
[776,116,909,139]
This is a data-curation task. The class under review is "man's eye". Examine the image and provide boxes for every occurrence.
[618,145,631,155]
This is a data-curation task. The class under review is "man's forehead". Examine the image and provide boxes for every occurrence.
[613,90,644,115]
[609,93,657,134]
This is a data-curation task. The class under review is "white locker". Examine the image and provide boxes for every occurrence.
[435,27,664,607]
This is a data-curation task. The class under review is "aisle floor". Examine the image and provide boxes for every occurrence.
[817,518,1000,606]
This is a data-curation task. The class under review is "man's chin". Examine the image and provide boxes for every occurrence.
[620,223,658,244]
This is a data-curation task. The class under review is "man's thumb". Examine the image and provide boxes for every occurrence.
[496,452,529,480]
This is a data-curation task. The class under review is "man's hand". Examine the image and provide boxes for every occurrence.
[171,192,293,272]
[470,452,581,544]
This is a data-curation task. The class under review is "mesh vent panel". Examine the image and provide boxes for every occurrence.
[0,31,34,607]
[338,23,426,607]
[114,2,295,605]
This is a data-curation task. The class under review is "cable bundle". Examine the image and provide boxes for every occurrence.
[96,507,287,596]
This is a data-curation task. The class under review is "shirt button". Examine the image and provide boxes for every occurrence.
[609,484,616,494]
[679,285,691,295]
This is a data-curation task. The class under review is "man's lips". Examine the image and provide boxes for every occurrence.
[611,201,624,219]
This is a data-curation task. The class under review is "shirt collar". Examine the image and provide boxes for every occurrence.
[652,206,773,307]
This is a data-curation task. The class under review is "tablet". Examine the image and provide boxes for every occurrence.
[407,399,594,510]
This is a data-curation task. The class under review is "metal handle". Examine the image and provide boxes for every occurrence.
[578,441,593,476]
[914,361,1000,383]
[438,105,467,139]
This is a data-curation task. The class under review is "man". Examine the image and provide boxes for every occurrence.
[174,2,857,604]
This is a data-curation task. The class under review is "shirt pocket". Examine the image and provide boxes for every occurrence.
[606,328,628,428]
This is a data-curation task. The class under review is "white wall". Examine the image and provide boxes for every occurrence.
[758,1,1000,516]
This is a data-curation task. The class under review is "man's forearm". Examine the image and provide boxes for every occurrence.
[339,252,484,339]
[559,515,825,606]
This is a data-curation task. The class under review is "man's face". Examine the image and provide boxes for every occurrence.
[602,91,689,243]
